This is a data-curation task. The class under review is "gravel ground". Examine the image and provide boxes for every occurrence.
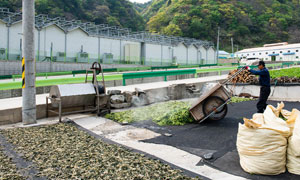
[0,145,24,180]
[0,123,198,180]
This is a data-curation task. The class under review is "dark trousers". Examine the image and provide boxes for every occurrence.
[257,86,271,113]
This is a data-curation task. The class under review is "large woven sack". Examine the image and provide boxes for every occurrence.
[286,109,299,132]
[287,110,300,175]
[237,106,290,175]
[269,102,284,117]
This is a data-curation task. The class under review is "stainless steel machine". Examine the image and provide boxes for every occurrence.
[46,62,110,121]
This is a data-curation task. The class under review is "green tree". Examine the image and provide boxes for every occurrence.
[162,23,183,36]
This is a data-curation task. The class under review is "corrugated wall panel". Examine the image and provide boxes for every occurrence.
[174,43,187,65]
[188,46,198,65]
[0,21,7,50]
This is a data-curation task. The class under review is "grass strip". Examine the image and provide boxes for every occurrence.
[1,123,196,179]
[230,97,254,103]
[0,74,122,90]
[196,67,236,73]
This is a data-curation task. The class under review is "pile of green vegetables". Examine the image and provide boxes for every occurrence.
[106,101,193,126]
[106,97,253,126]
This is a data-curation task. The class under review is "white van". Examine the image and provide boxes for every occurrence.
[240,58,260,65]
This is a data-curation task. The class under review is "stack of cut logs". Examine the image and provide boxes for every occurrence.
[228,69,258,84]
[228,70,300,84]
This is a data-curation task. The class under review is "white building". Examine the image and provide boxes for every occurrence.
[218,50,230,59]
[236,42,300,62]
[0,8,216,65]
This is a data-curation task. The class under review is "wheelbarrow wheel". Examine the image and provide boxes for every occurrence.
[202,96,228,121]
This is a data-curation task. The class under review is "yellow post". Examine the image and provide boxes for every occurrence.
[22,57,25,89]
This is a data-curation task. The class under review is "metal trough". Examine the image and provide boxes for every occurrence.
[46,62,111,121]
[46,83,100,121]
[49,83,96,108]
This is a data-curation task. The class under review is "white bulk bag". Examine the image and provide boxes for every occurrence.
[287,110,300,175]
[237,106,290,175]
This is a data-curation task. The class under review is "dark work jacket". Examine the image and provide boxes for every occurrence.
[249,68,271,87]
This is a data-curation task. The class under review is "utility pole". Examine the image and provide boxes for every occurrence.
[231,37,234,57]
[216,27,220,64]
[22,0,36,125]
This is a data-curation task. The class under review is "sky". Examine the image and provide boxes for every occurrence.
[129,0,151,3]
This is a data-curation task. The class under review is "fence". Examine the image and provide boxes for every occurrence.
[0,48,216,67]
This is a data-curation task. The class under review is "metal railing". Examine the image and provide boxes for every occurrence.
[122,69,197,86]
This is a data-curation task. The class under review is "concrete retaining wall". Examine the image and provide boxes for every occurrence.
[226,84,300,102]
[0,77,223,125]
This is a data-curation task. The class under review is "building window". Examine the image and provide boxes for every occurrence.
[273,52,275,54]
[266,52,268,54]
[297,56,299,59]
[296,50,299,52]
[280,57,283,60]
[288,50,291,53]
[280,51,282,53]
[259,53,261,55]
[253,53,255,55]
[247,54,249,56]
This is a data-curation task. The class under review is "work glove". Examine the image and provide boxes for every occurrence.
[244,66,251,70]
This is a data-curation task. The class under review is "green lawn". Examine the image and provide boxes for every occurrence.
[5,66,296,91]
[196,67,236,73]
[0,74,122,90]
[0,67,236,90]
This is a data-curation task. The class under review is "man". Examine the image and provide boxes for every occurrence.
[246,61,271,113]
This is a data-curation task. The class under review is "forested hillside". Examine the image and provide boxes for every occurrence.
[133,1,152,13]
[141,0,167,21]
[144,0,300,50]
[2,0,300,50]
[0,0,145,31]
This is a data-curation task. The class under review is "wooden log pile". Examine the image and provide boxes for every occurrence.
[228,69,258,84]
[229,70,300,84]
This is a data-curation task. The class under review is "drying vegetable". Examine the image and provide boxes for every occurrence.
[1,123,196,179]
[106,101,194,126]
[106,98,253,126]
[0,145,24,180]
